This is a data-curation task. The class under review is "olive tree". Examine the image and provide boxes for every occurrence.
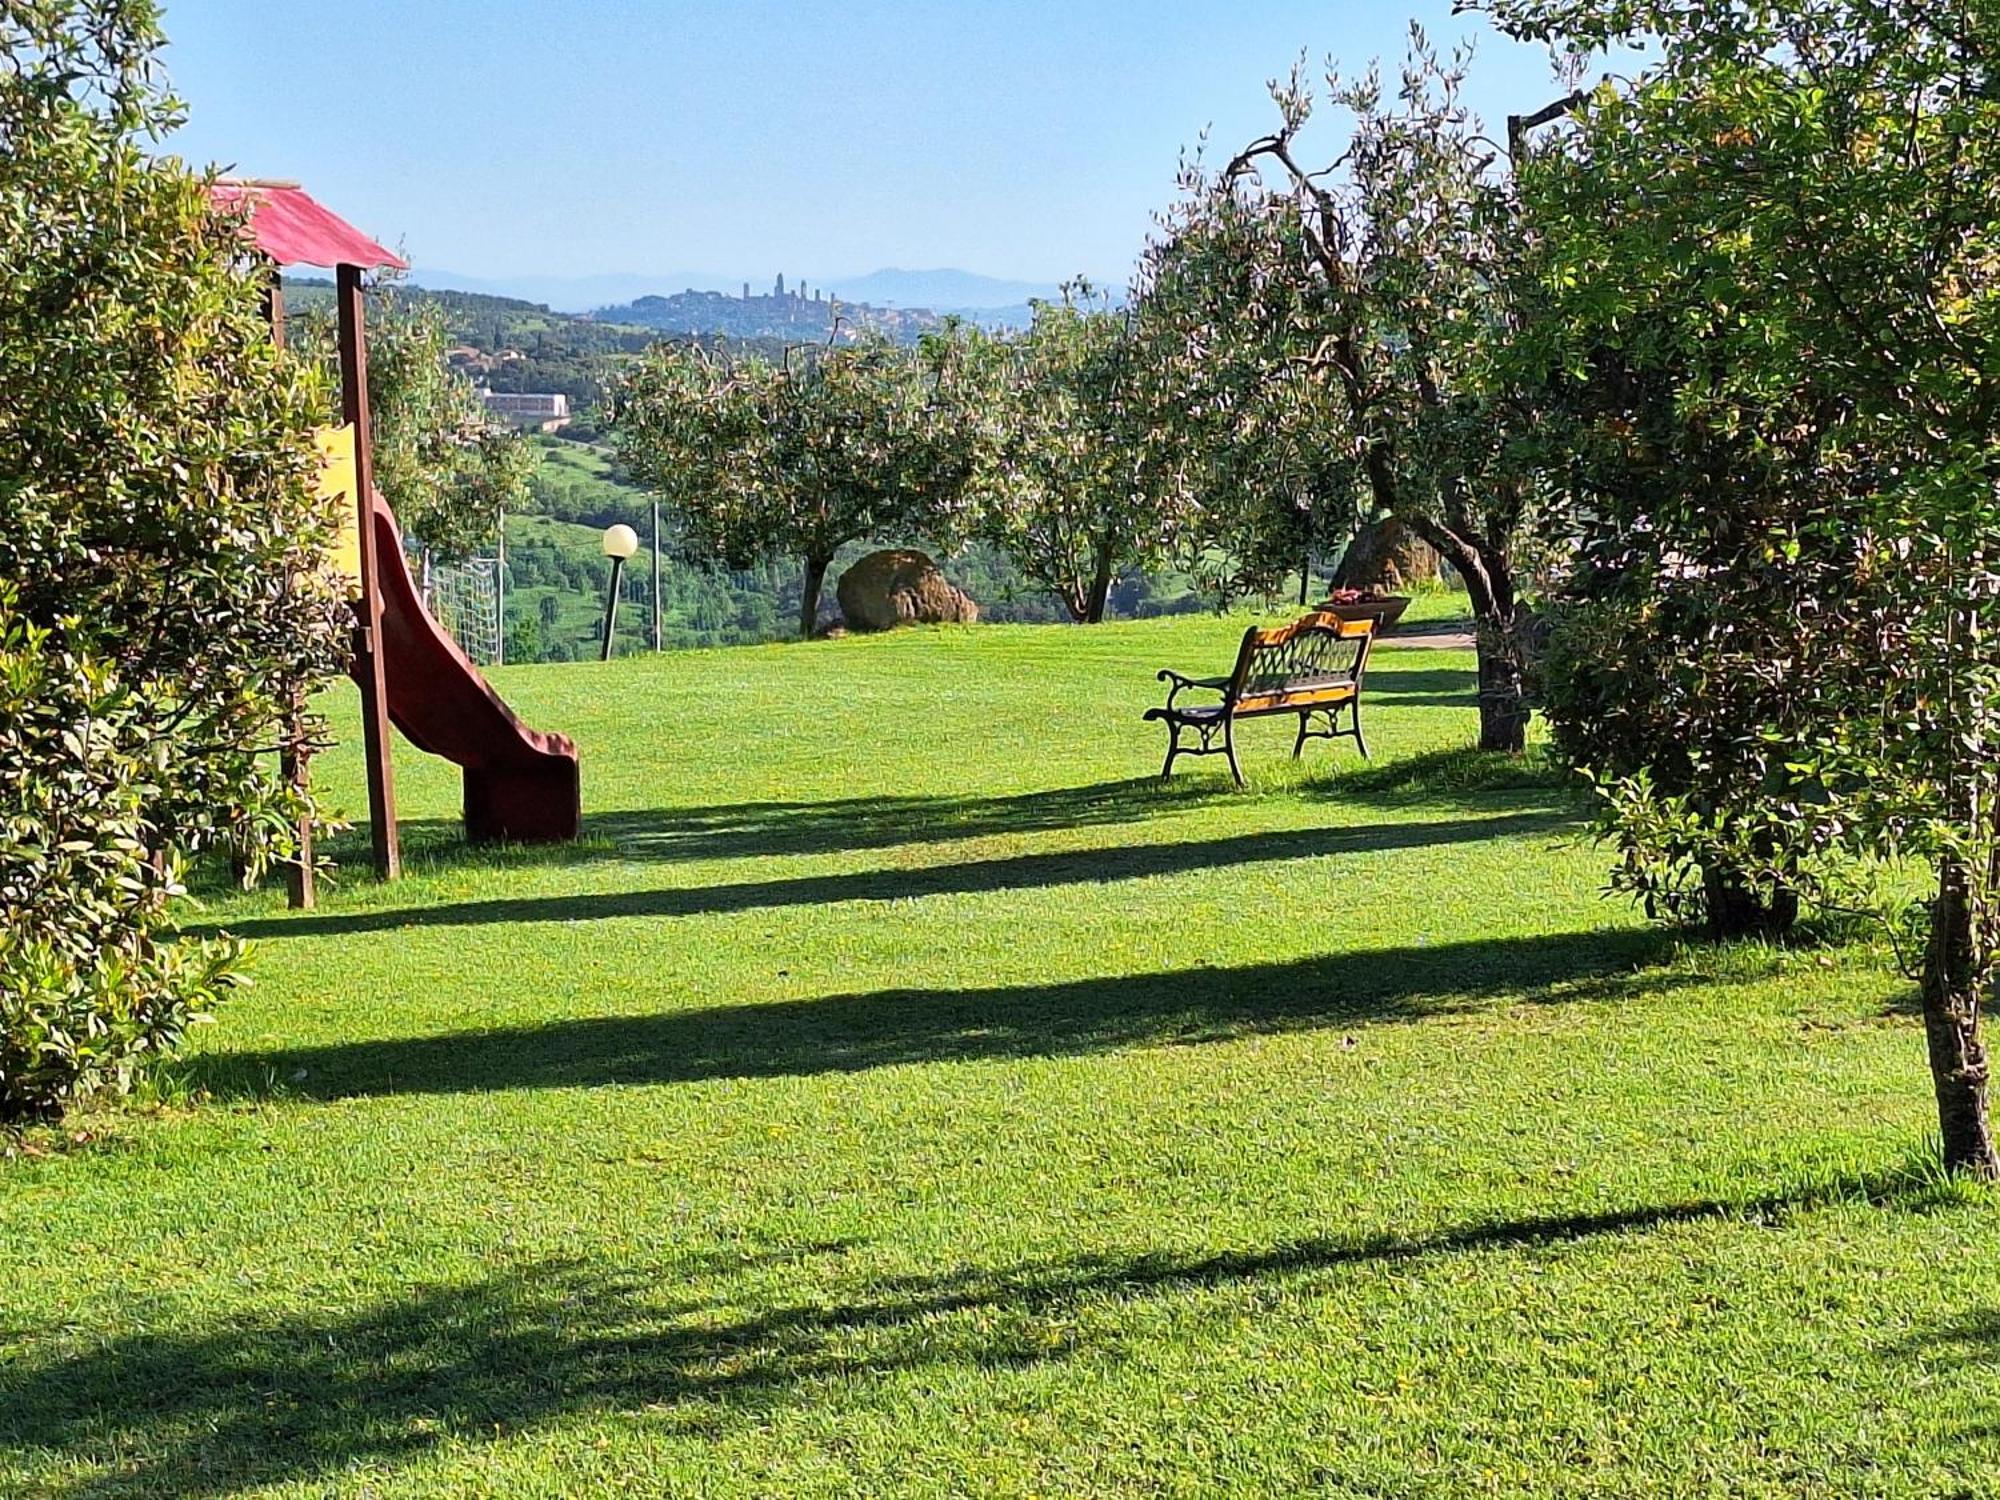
[1,1,346,1118]
[615,334,980,636]
[955,292,1199,623]
[1144,33,1565,750]
[1488,0,2000,1173]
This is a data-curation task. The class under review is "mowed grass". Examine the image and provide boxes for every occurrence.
[3,610,1997,1498]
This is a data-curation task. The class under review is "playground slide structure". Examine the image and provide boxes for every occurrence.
[212,176,581,880]
[363,488,581,844]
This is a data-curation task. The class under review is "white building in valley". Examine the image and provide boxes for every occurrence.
[481,391,571,432]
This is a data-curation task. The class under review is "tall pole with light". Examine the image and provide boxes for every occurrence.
[600,524,639,661]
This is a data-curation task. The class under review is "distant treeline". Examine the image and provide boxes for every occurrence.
[500,436,1211,661]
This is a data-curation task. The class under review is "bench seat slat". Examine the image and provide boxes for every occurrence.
[1234,682,1358,715]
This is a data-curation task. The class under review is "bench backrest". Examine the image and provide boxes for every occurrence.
[1225,612,1374,712]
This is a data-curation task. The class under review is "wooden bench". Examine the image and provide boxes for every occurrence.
[1145,612,1375,786]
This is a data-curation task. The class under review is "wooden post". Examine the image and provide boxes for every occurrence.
[264,262,317,908]
[651,500,663,652]
[338,262,401,881]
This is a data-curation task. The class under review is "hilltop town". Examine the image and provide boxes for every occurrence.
[597,273,947,342]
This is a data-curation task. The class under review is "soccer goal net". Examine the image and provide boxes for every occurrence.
[423,554,503,667]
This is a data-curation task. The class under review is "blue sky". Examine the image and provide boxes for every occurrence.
[159,1,1571,286]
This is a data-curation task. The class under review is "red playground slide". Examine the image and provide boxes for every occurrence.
[358,489,581,843]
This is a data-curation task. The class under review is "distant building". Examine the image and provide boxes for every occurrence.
[481,390,571,433]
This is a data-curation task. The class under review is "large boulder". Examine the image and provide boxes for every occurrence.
[1332,516,1439,592]
[836,549,978,632]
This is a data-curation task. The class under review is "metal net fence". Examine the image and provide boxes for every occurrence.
[423,555,503,666]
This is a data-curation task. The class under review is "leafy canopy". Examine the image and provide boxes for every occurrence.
[615,334,980,634]
[0,0,348,1117]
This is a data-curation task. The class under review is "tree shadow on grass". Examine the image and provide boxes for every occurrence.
[1310,746,1572,804]
[1893,1310,2000,1372]
[198,926,1677,1102]
[197,808,1572,942]
[0,1177,1921,1499]
[288,776,1239,880]
[1882,1306,2000,1442]
[312,736,1530,878]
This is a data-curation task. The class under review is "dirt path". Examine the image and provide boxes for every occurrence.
[1381,619,1475,651]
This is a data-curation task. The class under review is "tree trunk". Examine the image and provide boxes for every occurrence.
[1403,511,1529,755]
[799,553,831,638]
[1922,855,2000,1177]
[1473,612,1529,754]
[1081,539,1115,625]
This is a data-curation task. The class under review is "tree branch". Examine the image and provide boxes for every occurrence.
[1507,91,1586,158]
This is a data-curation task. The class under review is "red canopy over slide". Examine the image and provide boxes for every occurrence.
[208,180,407,270]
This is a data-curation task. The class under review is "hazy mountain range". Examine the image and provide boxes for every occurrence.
[405,265,1084,318]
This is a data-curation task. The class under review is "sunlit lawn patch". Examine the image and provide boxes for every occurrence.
[1,613,1992,1498]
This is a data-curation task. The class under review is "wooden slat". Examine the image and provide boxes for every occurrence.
[338,263,401,883]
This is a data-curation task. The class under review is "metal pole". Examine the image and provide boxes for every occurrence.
[600,556,626,662]
[495,506,506,666]
[650,500,663,652]
[337,262,400,882]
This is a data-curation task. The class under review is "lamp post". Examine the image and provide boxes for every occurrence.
[600,524,639,661]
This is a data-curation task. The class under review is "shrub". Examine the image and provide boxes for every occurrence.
[0,605,242,1122]
[0,2,344,1118]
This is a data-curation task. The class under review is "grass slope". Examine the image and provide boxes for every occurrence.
[2,614,1995,1498]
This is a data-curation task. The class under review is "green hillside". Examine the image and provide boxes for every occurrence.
[2,616,1991,1496]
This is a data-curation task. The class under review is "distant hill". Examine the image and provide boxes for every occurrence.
[406,265,1096,320]
[596,287,946,344]
[405,268,737,312]
[818,268,1065,312]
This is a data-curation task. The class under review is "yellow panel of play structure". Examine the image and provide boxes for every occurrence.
[313,423,362,593]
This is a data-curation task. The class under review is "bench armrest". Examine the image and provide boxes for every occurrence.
[1156,669,1228,709]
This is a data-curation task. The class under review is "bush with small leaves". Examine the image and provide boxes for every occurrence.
[0,3,344,1117]
[0,604,243,1122]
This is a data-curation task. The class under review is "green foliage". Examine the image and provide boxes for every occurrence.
[1487,0,2000,1167]
[292,291,538,560]
[0,0,346,1117]
[1142,30,1561,749]
[948,291,1194,623]
[614,336,981,635]
[0,603,243,1122]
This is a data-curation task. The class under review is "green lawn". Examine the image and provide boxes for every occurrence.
[3,613,1995,1497]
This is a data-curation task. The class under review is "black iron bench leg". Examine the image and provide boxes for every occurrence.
[1351,698,1370,760]
[1224,715,1245,788]
[1292,711,1311,759]
[1160,721,1182,780]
